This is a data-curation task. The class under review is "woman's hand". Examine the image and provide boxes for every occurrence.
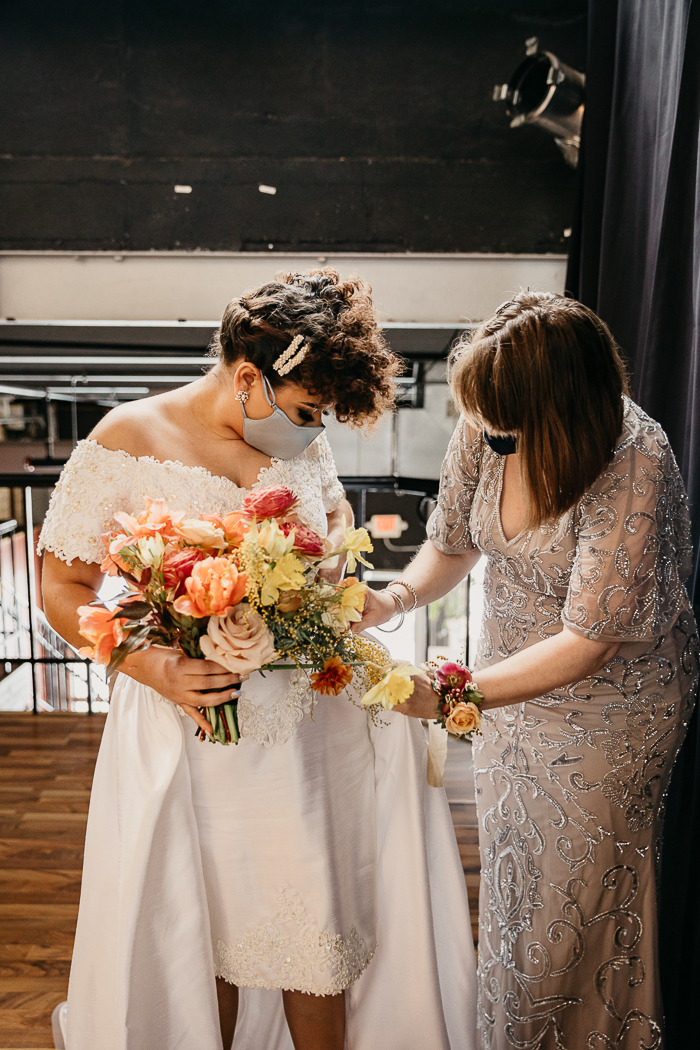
[392,672,439,720]
[318,499,353,584]
[352,587,399,632]
[121,646,241,735]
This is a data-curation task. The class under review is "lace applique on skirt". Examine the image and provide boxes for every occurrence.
[215,886,375,994]
[238,671,313,746]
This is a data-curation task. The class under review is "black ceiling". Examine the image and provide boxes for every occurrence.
[0,0,587,254]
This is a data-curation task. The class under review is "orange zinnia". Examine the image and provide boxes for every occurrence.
[310,655,353,696]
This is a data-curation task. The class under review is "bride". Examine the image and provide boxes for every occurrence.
[39,268,476,1050]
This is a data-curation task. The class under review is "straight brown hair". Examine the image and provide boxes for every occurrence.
[449,292,629,528]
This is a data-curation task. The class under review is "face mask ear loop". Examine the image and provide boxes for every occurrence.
[240,373,275,419]
[261,375,276,407]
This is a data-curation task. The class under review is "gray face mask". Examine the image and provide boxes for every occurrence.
[241,375,325,460]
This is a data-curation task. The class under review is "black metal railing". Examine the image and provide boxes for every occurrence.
[0,495,107,713]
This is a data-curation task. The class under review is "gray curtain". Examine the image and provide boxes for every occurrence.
[566,3,700,1045]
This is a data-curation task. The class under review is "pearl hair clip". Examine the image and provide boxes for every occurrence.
[273,334,310,376]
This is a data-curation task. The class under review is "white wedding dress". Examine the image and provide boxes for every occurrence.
[39,436,476,1050]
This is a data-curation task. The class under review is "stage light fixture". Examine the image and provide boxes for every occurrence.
[494,37,585,168]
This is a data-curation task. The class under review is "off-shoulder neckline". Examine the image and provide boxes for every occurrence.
[79,437,290,494]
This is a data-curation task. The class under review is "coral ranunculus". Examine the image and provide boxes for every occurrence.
[173,557,249,618]
[243,485,298,520]
[162,546,206,597]
[310,655,354,696]
[77,604,128,664]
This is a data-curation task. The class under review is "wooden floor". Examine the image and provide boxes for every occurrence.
[0,712,106,1049]
[0,712,479,1050]
[445,737,481,946]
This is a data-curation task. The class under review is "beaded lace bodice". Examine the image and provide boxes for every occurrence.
[427,396,693,654]
[38,434,345,566]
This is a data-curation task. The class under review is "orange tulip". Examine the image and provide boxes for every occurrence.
[173,557,249,618]
[99,539,136,578]
[77,604,128,665]
[202,511,249,547]
[112,497,179,550]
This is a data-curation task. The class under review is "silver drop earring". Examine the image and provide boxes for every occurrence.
[235,390,249,404]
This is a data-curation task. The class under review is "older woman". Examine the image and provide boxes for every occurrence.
[359,292,698,1050]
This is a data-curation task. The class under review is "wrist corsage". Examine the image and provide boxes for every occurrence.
[429,660,483,740]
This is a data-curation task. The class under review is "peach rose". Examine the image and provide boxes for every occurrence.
[173,557,249,618]
[200,603,276,674]
[445,701,481,737]
[277,591,303,613]
[77,604,128,665]
[171,518,227,549]
[243,485,298,520]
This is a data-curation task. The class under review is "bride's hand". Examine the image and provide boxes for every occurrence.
[352,587,400,632]
[121,646,241,735]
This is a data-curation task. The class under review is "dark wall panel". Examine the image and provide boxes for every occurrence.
[0,0,587,252]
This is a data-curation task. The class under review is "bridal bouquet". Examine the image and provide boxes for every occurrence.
[77,485,381,744]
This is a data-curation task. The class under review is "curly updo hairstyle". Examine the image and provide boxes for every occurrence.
[211,268,402,426]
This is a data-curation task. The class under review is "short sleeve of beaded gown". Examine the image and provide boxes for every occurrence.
[563,409,694,641]
[426,418,483,554]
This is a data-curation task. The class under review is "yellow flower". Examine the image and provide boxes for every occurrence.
[260,552,306,606]
[256,520,294,560]
[341,516,374,573]
[361,662,421,710]
[335,577,367,629]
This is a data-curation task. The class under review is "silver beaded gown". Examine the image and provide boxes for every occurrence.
[427,397,698,1050]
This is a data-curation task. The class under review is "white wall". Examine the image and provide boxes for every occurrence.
[327,366,457,479]
[0,250,568,480]
[0,251,566,324]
